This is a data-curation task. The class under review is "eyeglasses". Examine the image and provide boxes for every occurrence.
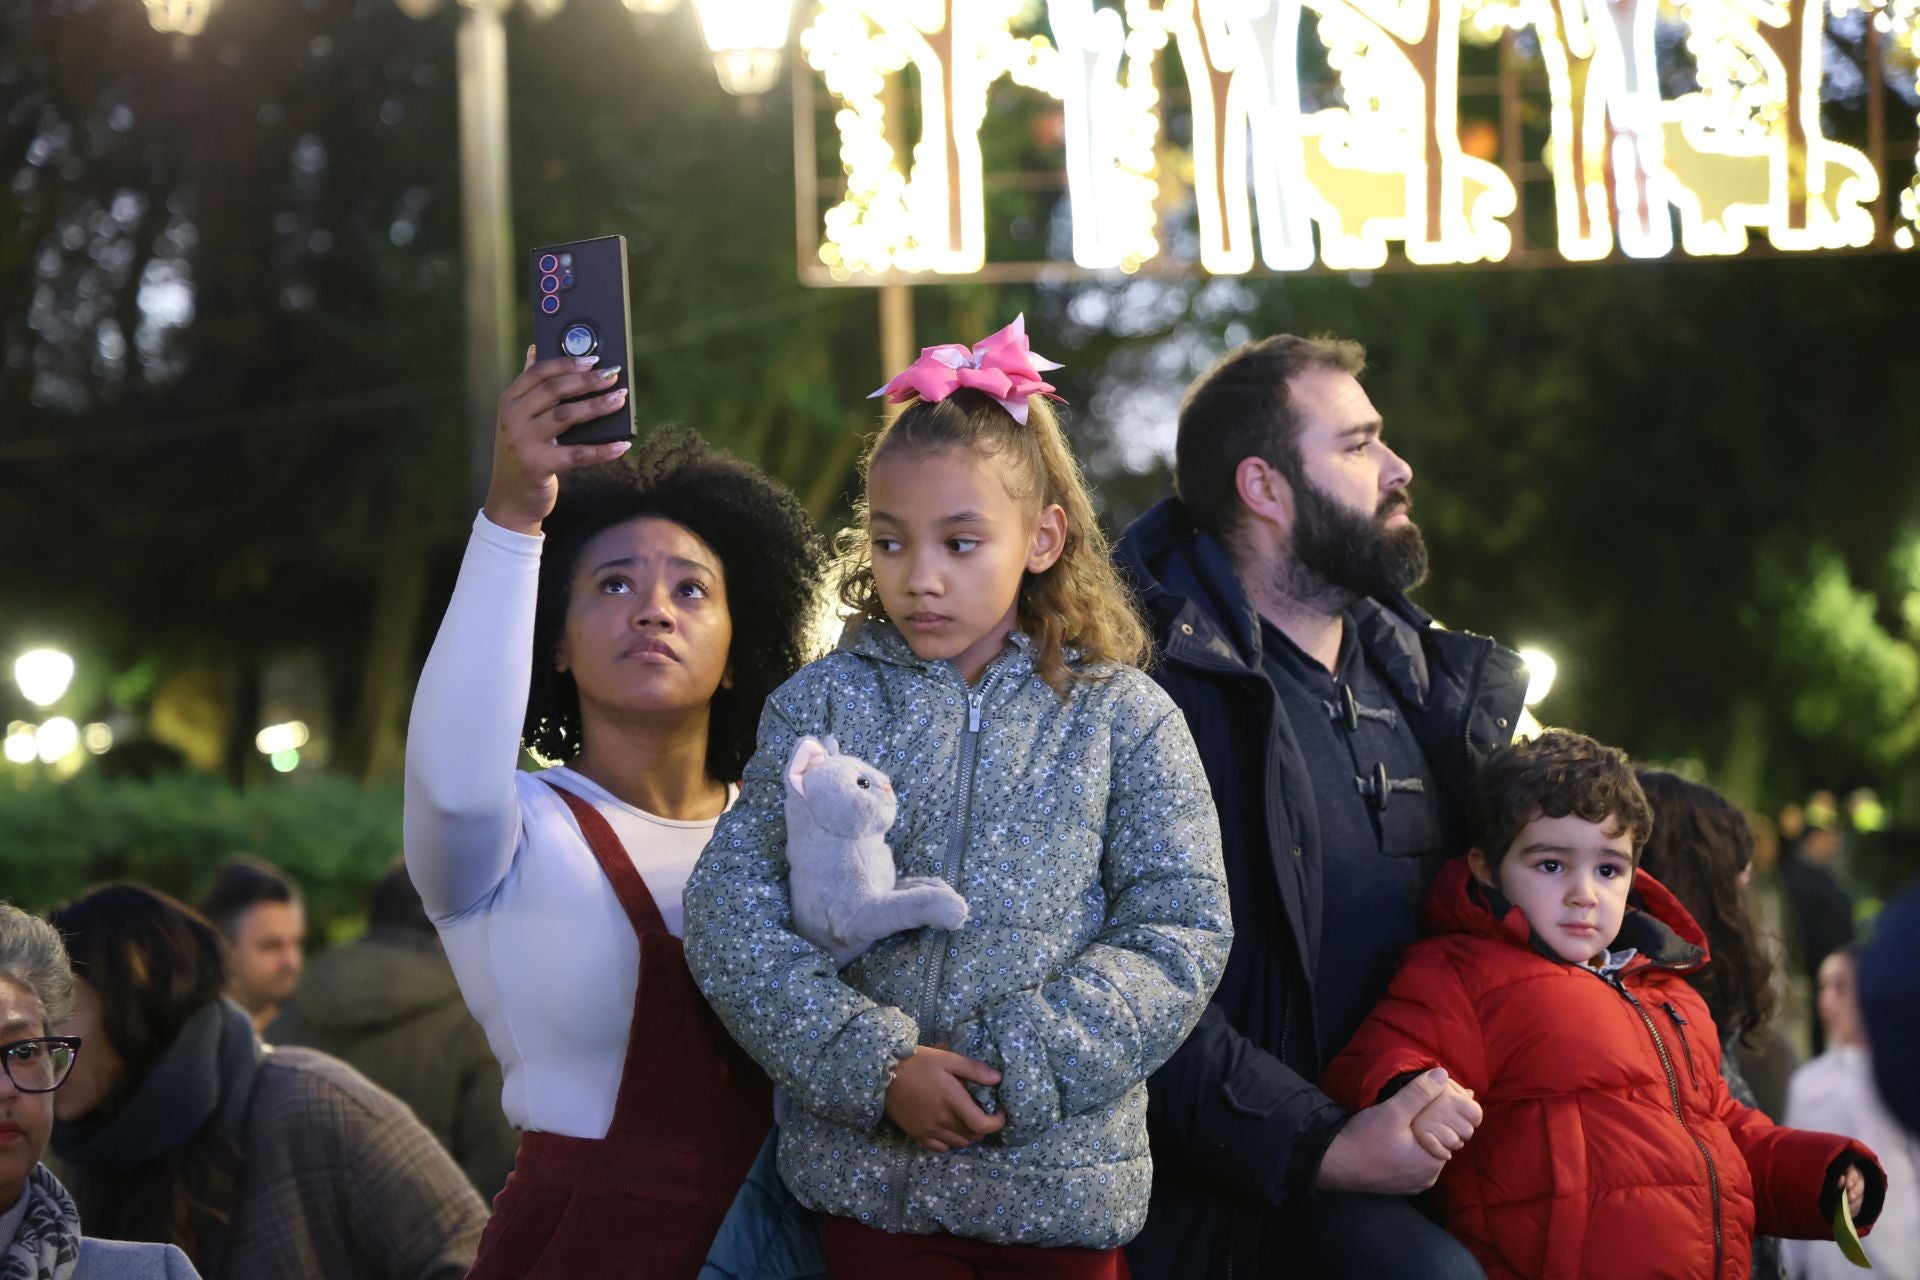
[0,1038,80,1093]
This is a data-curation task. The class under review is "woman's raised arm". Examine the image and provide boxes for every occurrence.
[403,351,632,919]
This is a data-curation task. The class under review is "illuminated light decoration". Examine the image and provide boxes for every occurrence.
[1302,0,1518,266]
[1161,0,1317,273]
[14,650,75,708]
[270,748,301,773]
[35,718,80,765]
[142,0,215,34]
[796,0,1914,276]
[3,730,35,766]
[1050,0,1165,271]
[255,720,311,756]
[1837,0,1920,245]
[83,723,114,755]
[1658,0,1879,255]
[1491,0,1674,260]
[804,0,1046,276]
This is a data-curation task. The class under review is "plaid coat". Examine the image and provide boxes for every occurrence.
[218,1047,486,1280]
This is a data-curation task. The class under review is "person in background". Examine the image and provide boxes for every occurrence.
[1785,946,1920,1280]
[197,859,304,1034]
[267,863,518,1202]
[47,884,485,1280]
[1637,770,1796,1280]
[1737,813,1805,1117]
[0,902,200,1279]
[1857,883,1920,1132]
[1781,822,1855,1055]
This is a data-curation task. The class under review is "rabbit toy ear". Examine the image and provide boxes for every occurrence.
[786,737,830,796]
[821,735,841,755]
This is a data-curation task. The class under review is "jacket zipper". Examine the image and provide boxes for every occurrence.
[1605,972,1722,1275]
[1663,1002,1701,1090]
[890,662,1003,1228]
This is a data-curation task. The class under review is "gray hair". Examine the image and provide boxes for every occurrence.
[0,903,76,1032]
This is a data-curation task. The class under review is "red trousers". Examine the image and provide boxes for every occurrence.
[819,1214,1131,1279]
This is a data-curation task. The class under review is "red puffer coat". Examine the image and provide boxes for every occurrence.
[1324,858,1884,1280]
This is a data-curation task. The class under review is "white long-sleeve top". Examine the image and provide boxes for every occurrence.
[403,512,732,1140]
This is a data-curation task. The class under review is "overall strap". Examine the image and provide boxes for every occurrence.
[544,779,669,938]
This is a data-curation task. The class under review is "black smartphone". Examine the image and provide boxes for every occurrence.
[530,234,636,446]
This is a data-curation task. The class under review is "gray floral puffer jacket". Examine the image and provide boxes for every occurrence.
[684,622,1232,1249]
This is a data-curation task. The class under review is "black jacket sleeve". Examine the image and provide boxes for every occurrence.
[1147,1002,1352,1206]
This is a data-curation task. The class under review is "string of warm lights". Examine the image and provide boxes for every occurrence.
[798,0,1916,276]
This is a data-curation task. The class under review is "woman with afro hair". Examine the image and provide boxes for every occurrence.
[404,350,827,1277]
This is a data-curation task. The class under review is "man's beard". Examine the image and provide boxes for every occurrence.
[1278,471,1430,607]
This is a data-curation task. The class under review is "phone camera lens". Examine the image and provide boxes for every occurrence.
[538,254,559,274]
[560,273,575,289]
[540,295,560,315]
[541,274,560,294]
[560,323,598,358]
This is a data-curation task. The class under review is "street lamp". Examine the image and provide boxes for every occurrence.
[14,650,75,708]
[692,0,795,95]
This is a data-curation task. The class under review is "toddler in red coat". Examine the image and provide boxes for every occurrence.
[1324,729,1886,1280]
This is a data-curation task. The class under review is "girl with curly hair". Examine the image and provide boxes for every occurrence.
[404,349,827,1277]
[684,317,1231,1277]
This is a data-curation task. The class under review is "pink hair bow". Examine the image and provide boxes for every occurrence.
[868,314,1065,425]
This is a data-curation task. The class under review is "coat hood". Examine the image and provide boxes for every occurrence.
[285,932,462,1035]
[1422,855,1711,972]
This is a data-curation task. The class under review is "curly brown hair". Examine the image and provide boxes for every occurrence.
[834,389,1150,694]
[1472,729,1655,871]
[1635,770,1779,1045]
[524,428,827,776]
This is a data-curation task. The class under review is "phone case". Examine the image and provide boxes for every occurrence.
[530,235,636,446]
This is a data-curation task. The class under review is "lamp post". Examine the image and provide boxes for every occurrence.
[139,0,797,502]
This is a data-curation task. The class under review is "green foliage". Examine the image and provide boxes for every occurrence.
[0,772,401,941]
[1762,544,1920,761]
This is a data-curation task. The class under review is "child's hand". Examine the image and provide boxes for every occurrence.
[1838,1163,1866,1220]
[1409,1077,1483,1161]
[885,1047,1008,1153]
[1318,1068,1469,1194]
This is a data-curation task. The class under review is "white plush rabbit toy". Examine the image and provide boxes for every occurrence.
[784,735,969,967]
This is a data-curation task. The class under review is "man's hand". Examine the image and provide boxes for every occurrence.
[1316,1068,1476,1194]
[884,1047,1008,1153]
[1410,1077,1483,1161]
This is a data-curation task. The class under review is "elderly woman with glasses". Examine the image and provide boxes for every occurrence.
[0,901,199,1278]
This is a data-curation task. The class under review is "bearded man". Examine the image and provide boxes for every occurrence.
[1115,335,1529,1279]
